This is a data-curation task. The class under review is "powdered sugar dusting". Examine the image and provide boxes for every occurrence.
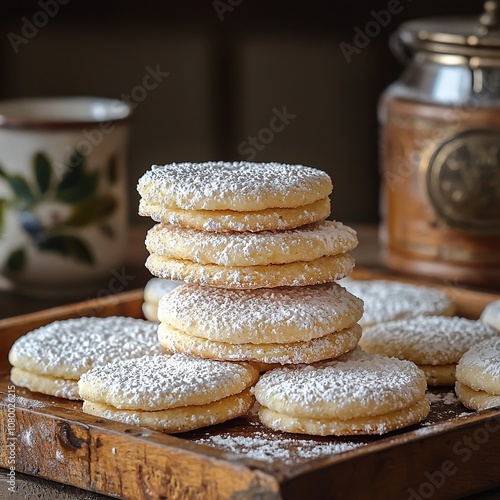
[457,338,500,379]
[426,390,458,405]
[79,353,257,410]
[146,221,358,266]
[341,280,454,327]
[158,283,363,343]
[195,431,363,464]
[254,350,426,419]
[8,316,167,379]
[360,316,500,365]
[137,161,332,211]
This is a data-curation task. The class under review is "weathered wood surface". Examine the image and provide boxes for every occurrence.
[0,275,499,499]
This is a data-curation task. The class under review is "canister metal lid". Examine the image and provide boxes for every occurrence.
[396,1,500,64]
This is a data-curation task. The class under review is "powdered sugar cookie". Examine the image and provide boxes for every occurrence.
[83,389,254,433]
[158,283,363,344]
[142,278,182,322]
[158,323,362,365]
[359,316,499,386]
[79,354,258,433]
[9,316,166,400]
[146,252,355,289]
[341,280,455,327]
[137,161,332,212]
[140,197,331,233]
[146,221,357,267]
[455,382,500,411]
[480,300,500,330]
[10,368,79,400]
[259,399,430,436]
[456,338,500,396]
[253,350,429,435]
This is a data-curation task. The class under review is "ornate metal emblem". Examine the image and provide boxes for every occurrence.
[426,129,500,233]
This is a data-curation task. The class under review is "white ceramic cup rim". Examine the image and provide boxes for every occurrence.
[0,96,132,129]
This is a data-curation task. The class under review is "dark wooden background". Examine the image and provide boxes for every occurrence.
[0,0,483,225]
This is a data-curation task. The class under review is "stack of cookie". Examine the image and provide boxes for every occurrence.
[137,161,363,366]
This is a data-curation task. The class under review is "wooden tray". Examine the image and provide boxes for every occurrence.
[1,275,500,500]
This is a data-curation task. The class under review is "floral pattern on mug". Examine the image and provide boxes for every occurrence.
[0,150,118,272]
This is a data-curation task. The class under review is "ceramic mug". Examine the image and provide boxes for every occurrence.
[0,96,132,298]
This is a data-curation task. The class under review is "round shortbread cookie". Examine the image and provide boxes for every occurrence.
[419,364,456,387]
[258,399,430,436]
[340,280,455,327]
[480,300,500,330]
[146,221,358,267]
[83,389,254,433]
[456,338,500,395]
[146,253,355,289]
[157,323,362,365]
[137,161,333,212]
[253,350,427,420]
[158,283,363,344]
[10,367,79,400]
[8,317,166,380]
[359,316,499,366]
[78,353,259,410]
[455,382,500,411]
[139,197,331,232]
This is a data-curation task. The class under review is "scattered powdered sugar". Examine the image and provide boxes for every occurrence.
[13,396,48,408]
[137,161,332,211]
[79,353,257,410]
[360,316,500,365]
[194,431,363,464]
[20,428,33,446]
[426,390,458,405]
[158,282,363,343]
[8,316,167,379]
[145,220,358,266]
[341,280,454,327]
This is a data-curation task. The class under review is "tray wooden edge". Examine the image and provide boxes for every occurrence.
[1,274,500,498]
[0,392,280,499]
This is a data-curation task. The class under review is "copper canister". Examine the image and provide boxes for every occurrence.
[379,1,500,286]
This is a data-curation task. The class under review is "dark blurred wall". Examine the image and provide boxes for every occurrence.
[0,0,481,224]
